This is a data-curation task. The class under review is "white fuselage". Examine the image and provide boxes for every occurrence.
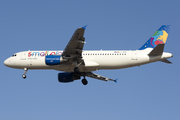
[4,49,173,72]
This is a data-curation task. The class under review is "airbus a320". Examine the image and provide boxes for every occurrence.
[4,25,173,85]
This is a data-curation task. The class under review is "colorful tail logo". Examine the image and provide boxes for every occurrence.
[139,25,171,50]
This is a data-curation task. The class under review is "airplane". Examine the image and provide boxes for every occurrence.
[4,25,173,85]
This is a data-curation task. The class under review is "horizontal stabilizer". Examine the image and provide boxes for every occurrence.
[161,59,172,64]
[148,44,164,56]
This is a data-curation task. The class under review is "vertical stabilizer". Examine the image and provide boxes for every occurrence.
[139,25,171,50]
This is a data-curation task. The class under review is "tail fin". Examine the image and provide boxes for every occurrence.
[139,25,171,50]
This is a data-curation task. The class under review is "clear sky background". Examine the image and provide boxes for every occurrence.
[0,0,179,120]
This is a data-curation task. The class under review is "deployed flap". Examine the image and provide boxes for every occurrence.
[85,72,117,83]
[62,26,87,59]
[148,44,164,56]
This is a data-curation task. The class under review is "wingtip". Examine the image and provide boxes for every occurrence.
[114,79,118,83]
[82,25,88,30]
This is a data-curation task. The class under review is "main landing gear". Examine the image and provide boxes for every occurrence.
[22,68,28,79]
[82,77,88,85]
[74,67,88,85]
[74,67,80,74]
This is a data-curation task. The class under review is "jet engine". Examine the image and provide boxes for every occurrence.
[58,72,81,83]
[45,55,67,65]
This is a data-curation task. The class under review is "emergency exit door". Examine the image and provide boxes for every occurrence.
[132,51,137,60]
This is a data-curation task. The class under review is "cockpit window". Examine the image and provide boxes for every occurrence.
[12,54,17,57]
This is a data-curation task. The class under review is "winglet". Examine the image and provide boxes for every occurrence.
[114,79,118,83]
[82,25,88,30]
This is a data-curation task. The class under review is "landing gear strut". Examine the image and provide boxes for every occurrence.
[74,67,80,74]
[22,68,28,79]
[74,67,88,85]
[82,77,88,85]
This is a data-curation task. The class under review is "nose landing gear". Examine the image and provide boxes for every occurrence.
[22,68,28,79]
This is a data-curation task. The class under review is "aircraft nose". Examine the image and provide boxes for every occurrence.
[4,58,10,66]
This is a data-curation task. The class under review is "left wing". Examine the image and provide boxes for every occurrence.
[85,72,117,83]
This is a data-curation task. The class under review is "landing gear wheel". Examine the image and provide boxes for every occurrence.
[82,79,88,85]
[22,68,28,79]
[22,74,26,79]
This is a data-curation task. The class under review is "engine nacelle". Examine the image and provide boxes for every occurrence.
[58,72,81,83]
[45,55,67,65]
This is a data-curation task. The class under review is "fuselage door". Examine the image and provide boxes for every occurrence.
[132,51,137,60]
[21,53,26,60]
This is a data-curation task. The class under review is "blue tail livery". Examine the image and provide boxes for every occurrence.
[139,25,171,50]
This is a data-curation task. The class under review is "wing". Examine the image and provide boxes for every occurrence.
[86,72,117,83]
[62,26,87,60]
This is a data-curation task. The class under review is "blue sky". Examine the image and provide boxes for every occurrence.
[0,0,179,120]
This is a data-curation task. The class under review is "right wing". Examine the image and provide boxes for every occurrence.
[85,72,117,83]
[62,26,87,59]
[61,26,87,66]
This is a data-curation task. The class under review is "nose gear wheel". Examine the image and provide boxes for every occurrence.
[22,68,28,79]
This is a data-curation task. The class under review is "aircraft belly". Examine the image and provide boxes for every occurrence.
[86,55,134,69]
[54,65,99,72]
